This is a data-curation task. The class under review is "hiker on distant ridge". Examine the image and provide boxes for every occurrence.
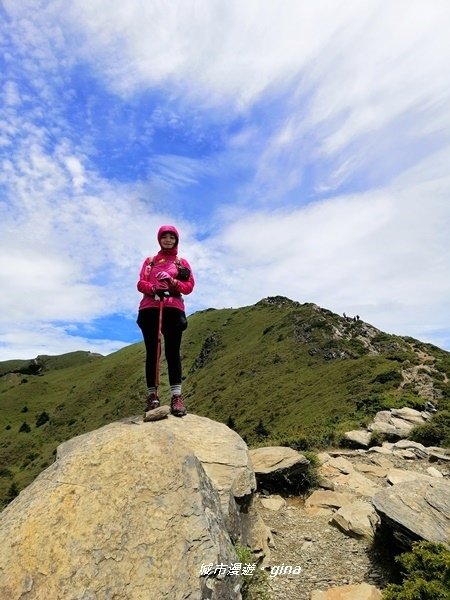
[136,225,195,417]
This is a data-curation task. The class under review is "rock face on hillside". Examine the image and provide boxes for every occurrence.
[345,407,435,446]
[0,415,265,600]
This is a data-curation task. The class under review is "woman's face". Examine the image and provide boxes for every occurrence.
[160,232,177,249]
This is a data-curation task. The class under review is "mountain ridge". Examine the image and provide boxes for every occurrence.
[1,296,449,508]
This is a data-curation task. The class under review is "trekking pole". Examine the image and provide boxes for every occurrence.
[154,293,165,388]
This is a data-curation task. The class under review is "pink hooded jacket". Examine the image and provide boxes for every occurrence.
[137,225,195,312]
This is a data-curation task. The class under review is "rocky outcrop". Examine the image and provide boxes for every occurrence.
[344,430,372,447]
[249,446,310,492]
[148,415,272,562]
[344,406,434,446]
[0,415,265,600]
[310,443,450,546]
[372,478,450,547]
[319,457,381,498]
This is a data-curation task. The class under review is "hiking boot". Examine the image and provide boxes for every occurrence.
[170,394,187,417]
[144,392,160,413]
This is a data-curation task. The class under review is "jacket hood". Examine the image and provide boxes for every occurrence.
[157,225,179,252]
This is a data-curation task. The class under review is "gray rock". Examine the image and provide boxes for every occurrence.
[392,449,417,460]
[354,463,388,478]
[249,446,309,492]
[390,407,427,424]
[427,466,444,478]
[304,490,353,515]
[331,500,380,539]
[143,405,170,421]
[373,478,450,547]
[310,582,382,599]
[386,468,432,485]
[344,430,371,448]
[0,418,244,599]
[367,445,393,455]
[392,439,428,459]
[367,408,428,440]
[428,450,450,463]
[260,495,286,511]
[333,471,381,498]
[393,439,426,452]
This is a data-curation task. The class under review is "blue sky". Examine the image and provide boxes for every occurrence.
[1,0,450,360]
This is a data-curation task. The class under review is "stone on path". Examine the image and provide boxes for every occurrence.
[333,471,381,498]
[427,466,444,478]
[310,582,382,599]
[260,495,286,511]
[143,405,170,421]
[249,446,309,492]
[250,446,309,473]
[304,490,353,516]
[354,463,388,478]
[319,457,354,478]
[331,500,380,539]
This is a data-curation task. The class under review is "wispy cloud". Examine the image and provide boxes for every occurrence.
[196,153,450,343]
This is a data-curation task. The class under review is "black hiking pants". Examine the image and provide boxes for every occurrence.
[137,307,187,388]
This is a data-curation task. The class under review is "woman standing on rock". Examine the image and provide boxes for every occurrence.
[137,225,195,417]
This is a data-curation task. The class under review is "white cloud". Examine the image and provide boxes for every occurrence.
[0,323,128,362]
[1,0,450,357]
[193,156,450,346]
[61,1,450,146]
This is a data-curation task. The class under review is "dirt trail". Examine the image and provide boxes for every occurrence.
[258,452,448,599]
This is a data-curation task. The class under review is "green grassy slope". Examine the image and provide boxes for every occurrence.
[1,297,449,508]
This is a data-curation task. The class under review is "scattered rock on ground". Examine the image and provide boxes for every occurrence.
[344,430,372,448]
[260,495,287,511]
[331,500,380,540]
[386,468,433,485]
[304,490,353,516]
[310,582,382,599]
[261,435,450,599]
[344,406,433,446]
[372,477,450,547]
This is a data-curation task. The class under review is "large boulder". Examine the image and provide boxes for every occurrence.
[372,478,450,547]
[249,446,309,492]
[0,416,257,599]
[143,415,257,542]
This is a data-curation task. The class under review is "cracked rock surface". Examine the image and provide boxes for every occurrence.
[0,418,250,600]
